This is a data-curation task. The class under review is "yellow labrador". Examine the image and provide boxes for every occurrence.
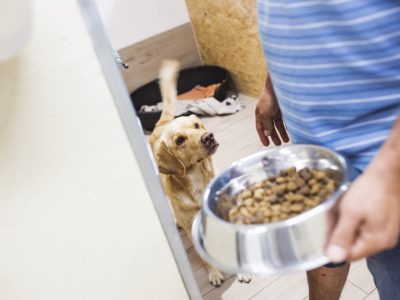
[149,60,251,286]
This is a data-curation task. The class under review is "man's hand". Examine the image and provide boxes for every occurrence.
[326,157,400,262]
[255,77,289,146]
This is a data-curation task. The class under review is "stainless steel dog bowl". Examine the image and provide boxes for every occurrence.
[192,144,351,275]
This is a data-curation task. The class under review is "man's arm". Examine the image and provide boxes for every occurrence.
[327,115,400,262]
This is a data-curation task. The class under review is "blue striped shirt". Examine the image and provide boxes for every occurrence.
[257,0,400,170]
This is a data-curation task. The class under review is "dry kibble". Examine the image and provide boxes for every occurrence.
[241,189,252,199]
[326,180,336,193]
[285,193,305,202]
[313,196,322,204]
[275,190,285,198]
[218,167,339,225]
[253,188,265,200]
[271,216,280,222]
[280,213,289,220]
[310,184,321,195]
[264,189,273,196]
[313,170,326,180]
[264,194,278,203]
[292,194,305,202]
[271,204,282,212]
[295,177,306,187]
[299,168,312,181]
[284,193,295,201]
[244,197,255,207]
[308,178,318,186]
[262,207,273,218]
[254,182,263,189]
[290,203,303,212]
[272,210,281,217]
[287,181,298,191]
[282,203,292,213]
[239,206,251,217]
[304,198,316,207]
[236,197,244,206]
[298,185,310,195]
[276,184,287,192]
[228,207,239,219]
[280,169,288,177]
[255,211,264,220]
[287,167,297,176]
[276,176,287,184]
[248,206,258,214]
[262,179,271,185]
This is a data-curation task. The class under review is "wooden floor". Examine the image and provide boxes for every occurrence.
[182,95,379,300]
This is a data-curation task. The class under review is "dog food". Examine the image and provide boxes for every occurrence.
[216,167,338,224]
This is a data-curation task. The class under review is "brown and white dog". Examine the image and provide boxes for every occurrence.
[149,60,251,286]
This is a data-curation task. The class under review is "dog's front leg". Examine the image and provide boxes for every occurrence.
[236,273,252,283]
[205,263,224,287]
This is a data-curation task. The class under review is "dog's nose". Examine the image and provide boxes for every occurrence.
[201,132,214,145]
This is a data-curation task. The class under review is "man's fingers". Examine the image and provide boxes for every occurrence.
[347,234,372,261]
[262,118,281,146]
[256,121,269,146]
[348,224,399,260]
[270,127,282,146]
[326,207,362,263]
[274,118,290,143]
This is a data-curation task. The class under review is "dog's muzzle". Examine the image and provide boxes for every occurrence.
[201,132,219,154]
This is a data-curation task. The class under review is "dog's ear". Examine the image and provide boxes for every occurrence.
[156,141,186,177]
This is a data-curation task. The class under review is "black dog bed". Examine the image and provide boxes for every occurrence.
[130,65,234,131]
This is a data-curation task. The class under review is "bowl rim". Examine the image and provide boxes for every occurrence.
[202,144,350,232]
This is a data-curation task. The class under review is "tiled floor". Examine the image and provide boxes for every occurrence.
[182,95,378,299]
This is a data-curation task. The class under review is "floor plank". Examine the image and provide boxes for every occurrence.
[250,272,309,300]
[348,259,376,294]
[340,281,368,300]
[364,289,379,300]
[186,246,205,272]
[204,275,282,300]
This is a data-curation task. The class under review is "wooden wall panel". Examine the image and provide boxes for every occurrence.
[185,0,267,98]
[119,23,202,92]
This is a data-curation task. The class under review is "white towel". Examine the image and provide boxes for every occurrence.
[179,96,245,117]
[139,96,245,117]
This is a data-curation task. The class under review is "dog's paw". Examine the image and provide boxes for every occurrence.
[237,274,252,284]
[208,270,224,287]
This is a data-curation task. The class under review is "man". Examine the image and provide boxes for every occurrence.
[255,1,400,299]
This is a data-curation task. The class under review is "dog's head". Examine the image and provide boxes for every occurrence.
[154,115,219,177]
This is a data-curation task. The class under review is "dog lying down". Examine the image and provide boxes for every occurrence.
[149,60,251,287]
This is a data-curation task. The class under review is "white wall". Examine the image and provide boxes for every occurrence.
[96,0,191,50]
[0,1,189,299]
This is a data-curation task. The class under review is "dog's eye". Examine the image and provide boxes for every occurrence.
[194,123,200,129]
[176,136,186,145]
